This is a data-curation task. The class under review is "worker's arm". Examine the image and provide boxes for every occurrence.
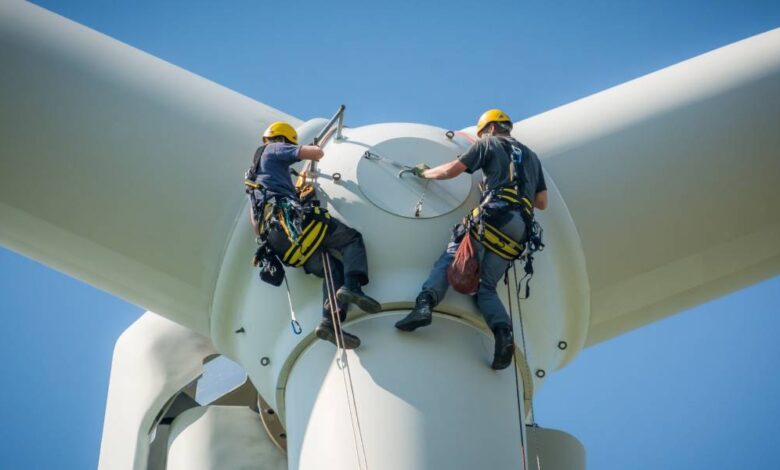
[422,159,468,180]
[298,145,324,161]
[534,190,548,210]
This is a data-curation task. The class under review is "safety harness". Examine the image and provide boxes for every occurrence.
[466,139,545,298]
[245,146,332,271]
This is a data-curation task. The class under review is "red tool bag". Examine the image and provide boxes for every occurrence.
[447,232,480,294]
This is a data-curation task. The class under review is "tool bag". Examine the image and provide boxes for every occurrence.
[447,230,480,295]
[252,239,285,286]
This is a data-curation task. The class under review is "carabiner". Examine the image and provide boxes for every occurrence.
[290,319,302,335]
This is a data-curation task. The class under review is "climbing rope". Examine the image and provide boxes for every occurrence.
[511,262,536,426]
[505,268,529,470]
[322,252,369,470]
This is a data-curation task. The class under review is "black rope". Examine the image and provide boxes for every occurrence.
[505,267,529,470]
[512,262,535,424]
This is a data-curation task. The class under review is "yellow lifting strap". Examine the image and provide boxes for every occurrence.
[280,207,331,267]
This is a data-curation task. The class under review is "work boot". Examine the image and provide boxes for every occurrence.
[395,291,434,332]
[491,324,515,370]
[336,285,382,314]
[315,320,361,349]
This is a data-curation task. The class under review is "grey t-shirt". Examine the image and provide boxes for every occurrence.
[458,136,546,204]
[252,143,300,199]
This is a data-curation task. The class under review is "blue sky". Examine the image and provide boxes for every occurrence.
[2,1,779,468]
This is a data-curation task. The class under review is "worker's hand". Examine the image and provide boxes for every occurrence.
[411,163,431,178]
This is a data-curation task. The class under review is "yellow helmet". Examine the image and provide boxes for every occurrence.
[262,121,298,145]
[476,109,511,136]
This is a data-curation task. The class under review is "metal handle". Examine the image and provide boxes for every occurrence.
[313,104,346,146]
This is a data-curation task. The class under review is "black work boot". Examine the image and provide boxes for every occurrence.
[395,291,434,332]
[336,278,382,314]
[315,320,361,349]
[491,324,515,370]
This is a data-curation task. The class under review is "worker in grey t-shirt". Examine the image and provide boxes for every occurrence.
[395,109,548,370]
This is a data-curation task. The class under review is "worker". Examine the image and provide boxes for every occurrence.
[395,109,548,369]
[247,121,382,349]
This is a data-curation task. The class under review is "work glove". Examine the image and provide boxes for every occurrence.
[411,163,430,178]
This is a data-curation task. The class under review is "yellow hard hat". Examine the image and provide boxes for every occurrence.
[263,121,298,145]
[476,109,512,136]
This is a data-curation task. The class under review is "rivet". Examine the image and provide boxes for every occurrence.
[260,357,270,366]
[445,130,455,139]
[535,369,546,378]
[557,340,568,350]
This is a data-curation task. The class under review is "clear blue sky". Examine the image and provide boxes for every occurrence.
[2,1,779,468]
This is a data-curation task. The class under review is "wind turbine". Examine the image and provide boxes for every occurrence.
[1,1,778,469]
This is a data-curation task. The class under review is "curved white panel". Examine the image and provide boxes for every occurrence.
[285,314,528,470]
[0,1,300,334]
[516,28,780,344]
[98,313,216,470]
[167,406,286,470]
[526,427,585,470]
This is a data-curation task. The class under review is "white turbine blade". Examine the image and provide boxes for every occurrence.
[515,29,780,344]
[0,1,299,334]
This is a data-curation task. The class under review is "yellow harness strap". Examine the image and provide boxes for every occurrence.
[280,207,331,267]
[469,200,528,261]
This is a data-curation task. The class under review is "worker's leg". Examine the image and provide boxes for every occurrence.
[323,218,382,313]
[321,254,348,322]
[303,253,360,349]
[396,224,464,331]
[419,241,458,305]
[475,211,526,327]
[474,250,511,329]
[321,218,369,286]
[475,211,526,369]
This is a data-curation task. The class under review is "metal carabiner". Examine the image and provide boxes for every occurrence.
[290,319,302,335]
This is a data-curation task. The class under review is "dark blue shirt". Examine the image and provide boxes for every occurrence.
[253,143,300,199]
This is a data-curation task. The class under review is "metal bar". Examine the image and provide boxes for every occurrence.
[313,104,346,146]
[336,109,345,141]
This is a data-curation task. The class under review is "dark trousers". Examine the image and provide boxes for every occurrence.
[302,217,370,322]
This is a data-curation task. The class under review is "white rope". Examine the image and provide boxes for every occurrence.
[505,266,529,470]
[322,252,369,470]
[512,261,536,425]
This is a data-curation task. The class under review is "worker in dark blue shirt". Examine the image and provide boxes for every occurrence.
[396,110,548,369]
[248,122,381,349]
